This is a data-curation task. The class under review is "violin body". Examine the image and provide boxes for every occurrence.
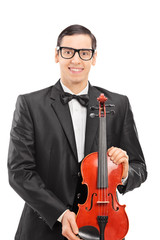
[76,93,129,240]
[76,152,129,240]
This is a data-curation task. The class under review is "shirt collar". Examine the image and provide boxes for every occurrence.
[60,80,89,95]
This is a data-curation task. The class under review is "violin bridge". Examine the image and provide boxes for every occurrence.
[97,201,109,204]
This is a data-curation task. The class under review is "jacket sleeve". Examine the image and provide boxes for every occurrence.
[7,95,67,229]
[117,96,147,194]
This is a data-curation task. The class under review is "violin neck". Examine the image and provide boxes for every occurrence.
[97,116,108,189]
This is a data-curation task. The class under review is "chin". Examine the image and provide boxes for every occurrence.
[70,74,87,82]
[71,78,86,85]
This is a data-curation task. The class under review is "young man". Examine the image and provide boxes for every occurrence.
[8,25,147,240]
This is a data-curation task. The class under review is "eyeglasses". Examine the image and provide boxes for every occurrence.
[57,46,95,61]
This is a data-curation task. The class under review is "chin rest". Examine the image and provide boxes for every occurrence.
[77,226,100,240]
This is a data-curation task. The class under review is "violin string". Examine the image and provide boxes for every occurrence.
[103,116,107,217]
[107,133,109,218]
[98,104,100,218]
[98,158,100,217]
[103,149,105,216]
[106,153,108,217]
[105,115,108,218]
[103,114,106,217]
[103,111,105,217]
[98,101,108,218]
[103,106,105,216]
[105,145,107,217]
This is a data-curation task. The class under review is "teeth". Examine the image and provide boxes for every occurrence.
[70,68,83,72]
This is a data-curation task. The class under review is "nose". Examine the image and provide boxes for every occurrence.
[71,52,81,64]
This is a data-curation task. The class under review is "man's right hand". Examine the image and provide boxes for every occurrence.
[61,209,80,240]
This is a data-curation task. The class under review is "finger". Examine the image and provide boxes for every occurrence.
[113,151,128,163]
[62,212,79,240]
[70,218,79,235]
[109,148,121,160]
[67,230,80,240]
[108,146,117,156]
[62,221,72,239]
[108,146,114,154]
[115,156,128,165]
[63,223,79,240]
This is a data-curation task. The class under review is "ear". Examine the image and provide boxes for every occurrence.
[92,51,97,66]
[55,48,59,63]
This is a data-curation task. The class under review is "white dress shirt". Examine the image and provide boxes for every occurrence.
[60,80,88,163]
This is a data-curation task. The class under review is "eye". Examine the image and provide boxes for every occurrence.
[62,48,74,56]
[65,50,72,55]
[82,51,89,56]
[80,50,93,60]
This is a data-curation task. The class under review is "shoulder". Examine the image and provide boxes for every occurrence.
[22,86,52,101]
[15,86,53,112]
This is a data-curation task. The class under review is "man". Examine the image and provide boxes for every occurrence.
[8,24,147,240]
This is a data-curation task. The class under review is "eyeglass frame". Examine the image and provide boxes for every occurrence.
[57,46,95,61]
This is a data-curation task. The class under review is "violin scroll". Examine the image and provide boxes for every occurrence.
[90,94,115,118]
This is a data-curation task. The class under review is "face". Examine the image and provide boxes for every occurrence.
[55,34,97,89]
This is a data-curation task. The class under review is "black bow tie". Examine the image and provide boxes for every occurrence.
[61,92,89,107]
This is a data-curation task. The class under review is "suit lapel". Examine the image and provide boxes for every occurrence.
[84,84,100,156]
[50,80,78,160]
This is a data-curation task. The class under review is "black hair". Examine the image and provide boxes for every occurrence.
[57,24,97,50]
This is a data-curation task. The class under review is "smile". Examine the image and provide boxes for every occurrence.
[69,67,84,73]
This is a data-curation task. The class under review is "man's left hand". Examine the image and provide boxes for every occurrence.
[108,146,129,179]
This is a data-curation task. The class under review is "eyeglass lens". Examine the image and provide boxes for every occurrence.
[61,48,93,60]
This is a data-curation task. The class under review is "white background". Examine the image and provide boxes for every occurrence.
[0,0,160,239]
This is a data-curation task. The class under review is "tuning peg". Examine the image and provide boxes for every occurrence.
[105,104,115,107]
[106,110,115,114]
[90,106,99,111]
[90,113,99,118]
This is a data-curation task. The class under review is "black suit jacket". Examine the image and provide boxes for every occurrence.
[8,80,147,239]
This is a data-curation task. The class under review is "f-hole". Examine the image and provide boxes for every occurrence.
[85,193,97,211]
[108,193,119,211]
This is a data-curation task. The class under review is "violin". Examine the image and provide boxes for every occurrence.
[76,94,129,240]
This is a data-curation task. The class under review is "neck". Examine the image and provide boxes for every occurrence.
[98,116,108,188]
[61,79,88,94]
